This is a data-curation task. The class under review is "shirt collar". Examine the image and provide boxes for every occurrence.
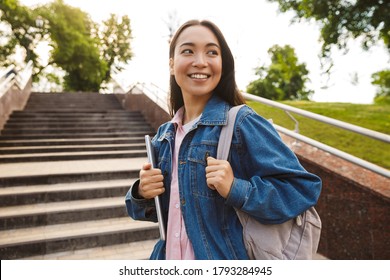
[171,107,185,127]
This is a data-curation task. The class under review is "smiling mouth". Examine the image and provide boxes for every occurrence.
[189,73,210,79]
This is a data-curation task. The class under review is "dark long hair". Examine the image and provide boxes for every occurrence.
[168,19,245,116]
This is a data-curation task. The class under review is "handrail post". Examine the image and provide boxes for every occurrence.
[284,110,300,147]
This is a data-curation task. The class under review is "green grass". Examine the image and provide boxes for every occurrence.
[247,101,390,169]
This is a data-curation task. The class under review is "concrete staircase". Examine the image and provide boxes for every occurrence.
[0,92,159,259]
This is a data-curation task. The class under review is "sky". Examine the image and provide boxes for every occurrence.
[18,0,390,103]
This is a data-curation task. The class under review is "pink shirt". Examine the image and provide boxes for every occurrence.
[166,108,201,260]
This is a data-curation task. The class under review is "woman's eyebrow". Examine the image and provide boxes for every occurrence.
[179,42,220,48]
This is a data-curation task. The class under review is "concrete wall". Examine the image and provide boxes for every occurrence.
[281,134,389,260]
[0,78,32,131]
[116,92,171,132]
[117,91,389,259]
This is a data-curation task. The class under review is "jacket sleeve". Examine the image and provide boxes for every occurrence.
[125,124,169,222]
[225,107,322,224]
[125,179,158,222]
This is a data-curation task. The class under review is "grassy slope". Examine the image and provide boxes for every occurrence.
[247,101,390,169]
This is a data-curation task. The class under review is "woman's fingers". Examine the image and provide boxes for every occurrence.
[139,163,165,199]
[205,157,234,198]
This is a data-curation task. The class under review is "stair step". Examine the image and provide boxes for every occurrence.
[0,196,129,229]
[8,115,144,121]
[0,217,158,259]
[0,178,135,206]
[1,126,152,134]
[19,239,157,260]
[10,110,142,116]
[0,143,145,154]
[0,137,145,147]
[0,149,147,163]
[0,131,153,140]
[4,121,147,128]
[0,158,146,186]
[6,117,145,123]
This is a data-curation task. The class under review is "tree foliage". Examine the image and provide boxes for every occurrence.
[0,0,44,71]
[268,0,390,56]
[0,0,132,92]
[247,45,313,101]
[372,69,390,104]
[98,14,133,80]
[37,0,107,91]
[268,0,390,103]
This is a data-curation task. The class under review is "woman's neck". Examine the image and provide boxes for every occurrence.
[182,95,211,125]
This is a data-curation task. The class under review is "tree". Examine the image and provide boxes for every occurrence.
[267,0,390,56]
[372,69,390,104]
[37,0,107,92]
[247,45,313,100]
[98,14,133,81]
[1,0,133,92]
[0,0,45,74]
[163,10,180,43]
[268,0,390,102]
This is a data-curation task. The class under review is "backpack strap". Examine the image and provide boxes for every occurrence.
[217,105,245,161]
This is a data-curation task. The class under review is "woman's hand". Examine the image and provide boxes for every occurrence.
[205,156,234,198]
[138,163,165,199]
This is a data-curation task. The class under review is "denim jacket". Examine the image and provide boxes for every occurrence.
[125,94,322,260]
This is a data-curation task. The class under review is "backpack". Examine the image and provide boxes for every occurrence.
[217,105,322,260]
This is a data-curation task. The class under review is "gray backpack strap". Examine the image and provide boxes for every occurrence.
[217,105,245,160]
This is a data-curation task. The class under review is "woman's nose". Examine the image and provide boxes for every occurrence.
[193,54,207,67]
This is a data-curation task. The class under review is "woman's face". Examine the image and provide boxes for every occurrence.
[170,25,222,101]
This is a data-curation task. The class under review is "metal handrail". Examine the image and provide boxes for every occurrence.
[242,93,390,144]
[0,65,16,98]
[135,86,389,145]
[109,75,389,176]
[0,61,33,98]
[15,60,33,90]
[0,65,16,80]
[131,82,169,113]
[275,124,390,178]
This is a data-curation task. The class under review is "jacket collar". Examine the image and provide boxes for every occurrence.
[197,94,230,126]
[158,94,230,142]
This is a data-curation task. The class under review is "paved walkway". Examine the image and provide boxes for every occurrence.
[20,239,157,260]
[20,238,327,260]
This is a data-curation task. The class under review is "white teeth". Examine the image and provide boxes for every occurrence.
[190,74,208,79]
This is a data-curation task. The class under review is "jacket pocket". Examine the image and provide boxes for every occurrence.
[187,144,218,198]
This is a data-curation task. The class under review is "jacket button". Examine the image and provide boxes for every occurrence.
[181,199,186,205]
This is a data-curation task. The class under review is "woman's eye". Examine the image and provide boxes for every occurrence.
[208,50,219,56]
[181,49,193,54]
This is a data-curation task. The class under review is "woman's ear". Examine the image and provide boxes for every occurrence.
[169,58,174,75]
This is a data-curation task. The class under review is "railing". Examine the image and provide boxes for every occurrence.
[247,94,390,177]
[108,70,390,177]
[15,60,33,90]
[0,61,33,98]
[129,82,169,113]
[242,93,390,178]
[242,93,390,144]
[0,65,17,98]
[119,80,390,178]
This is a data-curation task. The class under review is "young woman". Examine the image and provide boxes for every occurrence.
[125,19,322,260]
